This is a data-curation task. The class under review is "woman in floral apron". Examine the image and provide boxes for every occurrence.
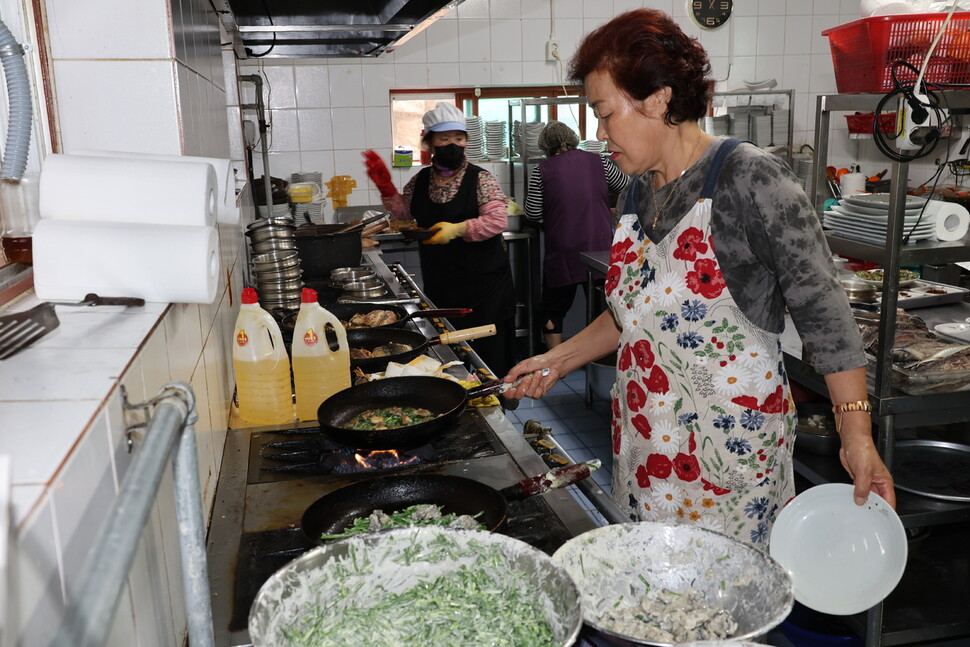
[502,8,894,547]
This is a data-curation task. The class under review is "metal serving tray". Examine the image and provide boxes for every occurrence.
[894,440,970,502]
[850,279,968,311]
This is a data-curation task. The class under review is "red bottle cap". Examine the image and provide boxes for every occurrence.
[301,287,318,303]
[241,288,258,304]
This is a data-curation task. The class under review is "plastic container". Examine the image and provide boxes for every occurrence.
[823,13,970,93]
[291,287,351,421]
[0,173,40,264]
[232,288,294,425]
[844,112,896,135]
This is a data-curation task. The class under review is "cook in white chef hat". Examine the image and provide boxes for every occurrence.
[422,102,467,134]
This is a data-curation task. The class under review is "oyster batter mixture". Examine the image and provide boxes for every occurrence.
[599,588,738,643]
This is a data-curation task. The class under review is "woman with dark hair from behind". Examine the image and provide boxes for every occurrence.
[525,121,629,350]
[502,9,894,547]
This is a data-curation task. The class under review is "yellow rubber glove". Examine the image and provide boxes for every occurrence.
[425,220,467,245]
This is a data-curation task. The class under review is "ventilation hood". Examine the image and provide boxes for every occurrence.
[219,0,466,59]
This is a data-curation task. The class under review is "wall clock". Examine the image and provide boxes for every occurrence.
[689,0,733,30]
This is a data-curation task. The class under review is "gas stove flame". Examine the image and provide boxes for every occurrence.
[352,449,421,471]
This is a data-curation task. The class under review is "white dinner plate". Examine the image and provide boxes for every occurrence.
[843,194,928,210]
[823,213,935,234]
[934,322,970,344]
[835,201,924,217]
[769,483,906,616]
[830,204,928,223]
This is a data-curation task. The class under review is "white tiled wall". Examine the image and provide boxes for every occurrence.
[239,0,945,204]
[3,0,245,644]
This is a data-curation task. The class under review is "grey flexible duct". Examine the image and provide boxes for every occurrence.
[0,18,31,181]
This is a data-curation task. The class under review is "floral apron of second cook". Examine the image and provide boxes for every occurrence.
[605,139,796,546]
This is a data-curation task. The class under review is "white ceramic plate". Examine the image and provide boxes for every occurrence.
[843,194,928,210]
[769,483,906,616]
[934,322,970,344]
[834,202,925,218]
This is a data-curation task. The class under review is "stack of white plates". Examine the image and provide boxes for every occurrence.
[578,140,607,153]
[703,115,730,136]
[291,171,323,185]
[484,120,507,160]
[513,121,545,158]
[292,201,326,224]
[752,114,773,146]
[730,113,750,140]
[464,116,487,162]
[772,110,790,147]
[793,155,814,196]
[823,194,936,244]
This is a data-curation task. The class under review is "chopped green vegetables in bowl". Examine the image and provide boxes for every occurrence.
[249,527,583,647]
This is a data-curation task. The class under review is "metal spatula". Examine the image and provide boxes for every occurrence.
[0,302,59,359]
[0,294,144,359]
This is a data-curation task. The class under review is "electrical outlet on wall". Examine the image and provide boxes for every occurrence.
[546,38,560,62]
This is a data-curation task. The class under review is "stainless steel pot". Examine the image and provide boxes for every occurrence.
[246,224,296,244]
[840,278,877,302]
[341,279,386,298]
[552,523,794,646]
[248,527,582,647]
[252,251,300,270]
[330,266,375,283]
[252,265,302,282]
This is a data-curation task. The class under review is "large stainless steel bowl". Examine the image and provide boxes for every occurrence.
[552,522,794,646]
[249,527,583,647]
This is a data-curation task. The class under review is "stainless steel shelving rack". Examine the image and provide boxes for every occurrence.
[708,89,795,168]
[506,96,587,202]
[789,91,970,647]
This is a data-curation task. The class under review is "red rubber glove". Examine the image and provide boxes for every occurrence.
[362,150,397,198]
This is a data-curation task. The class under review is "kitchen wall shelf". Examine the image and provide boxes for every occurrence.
[791,91,970,647]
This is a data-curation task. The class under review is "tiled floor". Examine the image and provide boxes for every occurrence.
[501,366,970,647]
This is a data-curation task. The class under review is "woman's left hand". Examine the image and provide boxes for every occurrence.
[425,221,467,245]
[839,433,896,508]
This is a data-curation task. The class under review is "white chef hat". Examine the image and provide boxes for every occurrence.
[422,102,466,133]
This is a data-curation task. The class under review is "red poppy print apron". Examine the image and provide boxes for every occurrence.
[605,139,795,546]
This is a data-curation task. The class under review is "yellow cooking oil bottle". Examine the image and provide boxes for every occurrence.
[292,287,351,421]
[232,288,294,425]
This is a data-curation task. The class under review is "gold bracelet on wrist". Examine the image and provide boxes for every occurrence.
[832,400,872,434]
[832,400,872,415]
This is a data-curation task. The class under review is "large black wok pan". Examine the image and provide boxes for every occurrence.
[300,462,599,545]
[316,376,505,450]
[324,302,472,330]
[347,324,496,373]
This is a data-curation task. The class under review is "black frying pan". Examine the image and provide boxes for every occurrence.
[300,462,599,545]
[324,303,472,329]
[316,376,504,450]
[347,324,496,373]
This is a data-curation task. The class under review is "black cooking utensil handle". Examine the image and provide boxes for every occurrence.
[84,294,146,307]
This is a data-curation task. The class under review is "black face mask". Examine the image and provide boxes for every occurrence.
[433,143,465,170]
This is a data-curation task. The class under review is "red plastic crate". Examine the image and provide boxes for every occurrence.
[823,12,970,93]
[844,112,897,134]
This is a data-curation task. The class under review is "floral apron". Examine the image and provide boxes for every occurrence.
[605,139,795,546]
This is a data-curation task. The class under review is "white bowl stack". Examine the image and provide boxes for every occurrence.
[464,116,487,162]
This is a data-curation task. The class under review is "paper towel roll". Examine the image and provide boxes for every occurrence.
[74,149,239,224]
[840,172,867,196]
[931,202,970,241]
[39,154,218,227]
[32,219,220,304]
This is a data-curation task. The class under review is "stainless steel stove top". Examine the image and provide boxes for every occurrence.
[206,251,605,646]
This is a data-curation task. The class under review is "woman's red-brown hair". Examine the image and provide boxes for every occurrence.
[569,9,713,126]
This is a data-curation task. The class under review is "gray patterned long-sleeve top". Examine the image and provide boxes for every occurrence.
[618,136,865,376]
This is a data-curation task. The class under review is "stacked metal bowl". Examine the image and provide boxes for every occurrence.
[247,217,303,310]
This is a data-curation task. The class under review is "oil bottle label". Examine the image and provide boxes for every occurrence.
[303,328,319,346]
[236,329,249,346]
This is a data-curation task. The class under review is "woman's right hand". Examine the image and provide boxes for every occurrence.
[362,150,397,198]
[502,354,564,400]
